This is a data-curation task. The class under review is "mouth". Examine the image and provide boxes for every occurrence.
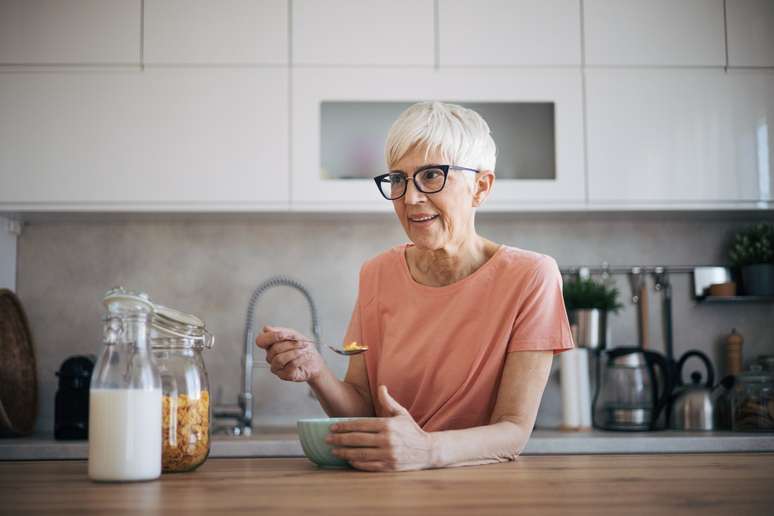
[408,214,439,226]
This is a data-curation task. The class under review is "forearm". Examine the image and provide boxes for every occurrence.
[428,420,530,469]
[308,365,374,417]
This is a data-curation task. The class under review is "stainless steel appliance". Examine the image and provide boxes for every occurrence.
[594,347,672,431]
[669,350,715,431]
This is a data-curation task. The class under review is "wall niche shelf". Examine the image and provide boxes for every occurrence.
[320,101,556,181]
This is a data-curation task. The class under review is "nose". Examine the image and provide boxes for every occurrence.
[403,178,426,205]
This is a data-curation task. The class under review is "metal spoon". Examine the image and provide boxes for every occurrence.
[327,344,368,356]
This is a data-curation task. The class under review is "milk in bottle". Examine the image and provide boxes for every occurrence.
[88,287,162,482]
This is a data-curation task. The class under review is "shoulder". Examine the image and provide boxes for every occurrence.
[496,246,561,285]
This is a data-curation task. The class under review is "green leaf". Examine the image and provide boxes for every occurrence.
[563,276,623,313]
[728,223,774,266]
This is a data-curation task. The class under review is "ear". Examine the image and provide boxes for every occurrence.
[472,170,495,207]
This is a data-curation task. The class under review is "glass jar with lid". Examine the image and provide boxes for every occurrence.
[151,304,214,473]
[731,364,774,432]
[89,287,162,482]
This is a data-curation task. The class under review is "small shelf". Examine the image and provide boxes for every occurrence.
[320,101,556,181]
[697,296,774,304]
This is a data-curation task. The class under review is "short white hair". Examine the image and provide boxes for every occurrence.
[384,102,497,175]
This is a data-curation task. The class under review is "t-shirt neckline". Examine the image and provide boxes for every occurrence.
[397,243,506,295]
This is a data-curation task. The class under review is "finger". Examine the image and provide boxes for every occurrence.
[349,461,388,472]
[331,447,386,462]
[255,327,306,349]
[265,340,307,364]
[277,363,307,382]
[330,419,387,433]
[270,349,304,371]
[378,385,410,417]
[326,432,384,448]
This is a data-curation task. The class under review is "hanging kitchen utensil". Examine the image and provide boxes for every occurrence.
[652,267,674,362]
[628,267,649,349]
[0,289,38,437]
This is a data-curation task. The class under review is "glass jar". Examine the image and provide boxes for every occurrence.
[89,287,162,482]
[151,304,214,473]
[732,365,774,432]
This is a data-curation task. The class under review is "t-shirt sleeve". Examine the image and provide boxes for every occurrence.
[507,256,575,355]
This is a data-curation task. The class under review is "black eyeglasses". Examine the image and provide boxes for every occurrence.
[373,164,480,200]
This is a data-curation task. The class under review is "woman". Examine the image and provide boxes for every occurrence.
[256,101,574,471]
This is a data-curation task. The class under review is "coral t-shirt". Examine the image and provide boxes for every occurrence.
[343,243,575,432]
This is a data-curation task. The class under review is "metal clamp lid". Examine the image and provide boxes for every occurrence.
[150,304,214,350]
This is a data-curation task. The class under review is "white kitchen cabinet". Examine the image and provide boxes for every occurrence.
[584,0,726,66]
[586,69,774,204]
[726,0,774,67]
[438,0,581,66]
[144,0,288,65]
[291,68,586,210]
[0,0,141,64]
[0,70,289,209]
[291,0,434,66]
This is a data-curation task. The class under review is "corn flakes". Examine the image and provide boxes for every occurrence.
[162,391,210,472]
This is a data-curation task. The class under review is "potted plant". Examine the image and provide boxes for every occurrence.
[563,276,623,350]
[728,223,774,296]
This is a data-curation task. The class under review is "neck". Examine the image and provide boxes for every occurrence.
[408,235,496,287]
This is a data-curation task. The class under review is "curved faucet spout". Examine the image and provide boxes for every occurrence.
[238,276,321,433]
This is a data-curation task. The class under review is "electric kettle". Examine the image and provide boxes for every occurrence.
[593,347,672,431]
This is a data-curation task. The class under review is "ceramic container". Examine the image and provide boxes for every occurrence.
[297,418,362,468]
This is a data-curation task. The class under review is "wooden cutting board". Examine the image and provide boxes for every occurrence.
[0,289,37,437]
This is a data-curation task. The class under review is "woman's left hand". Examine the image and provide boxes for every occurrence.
[326,385,435,472]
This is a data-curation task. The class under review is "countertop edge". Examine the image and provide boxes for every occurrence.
[3,431,774,461]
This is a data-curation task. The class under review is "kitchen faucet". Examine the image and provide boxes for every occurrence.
[214,276,321,436]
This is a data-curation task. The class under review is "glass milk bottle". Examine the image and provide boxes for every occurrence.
[88,287,162,482]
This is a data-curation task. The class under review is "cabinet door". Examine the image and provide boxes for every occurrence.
[586,69,774,204]
[144,0,288,65]
[0,0,141,64]
[0,70,288,208]
[439,0,581,66]
[584,0,725,66]
[291,68,585,210]
[726,0,774,67]
[292,0,434,66]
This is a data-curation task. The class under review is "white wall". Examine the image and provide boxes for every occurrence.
[0,217,19,290]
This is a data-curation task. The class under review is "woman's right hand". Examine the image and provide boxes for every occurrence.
[255,325,325,383]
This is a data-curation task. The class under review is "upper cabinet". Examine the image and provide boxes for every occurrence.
[438,0,581,66]
[584,0,726,66]
[726,0,774,67]
[292,0,434,66]
[291,68,586,210]
[0,0,141,64]
[143,0,288,65]
[0,69,289,208]
[586,69,774,204]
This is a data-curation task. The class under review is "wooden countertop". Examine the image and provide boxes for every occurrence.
[2,454,773,515]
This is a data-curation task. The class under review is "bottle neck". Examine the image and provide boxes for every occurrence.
[106,312,152,351]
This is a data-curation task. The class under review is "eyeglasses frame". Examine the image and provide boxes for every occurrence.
[373,164,480,200]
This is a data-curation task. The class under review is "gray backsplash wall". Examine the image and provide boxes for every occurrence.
[16,212,774,434]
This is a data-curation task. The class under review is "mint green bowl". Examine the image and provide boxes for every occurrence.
[297,418,360,468]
